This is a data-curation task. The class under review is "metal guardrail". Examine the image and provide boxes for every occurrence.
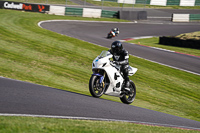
[135,0,150,4]
[101,10,118,18]
[104,0,118,2]
[5,0,200,6]
[190,14,200,21]
[166,0,180,6]
[195,0,200,6]
[172,13,200,22]
[65,7,83,16]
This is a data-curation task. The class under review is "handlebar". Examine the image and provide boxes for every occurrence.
[110,61,120,71]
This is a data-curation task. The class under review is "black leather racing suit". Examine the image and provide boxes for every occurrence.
[109,49,130,88]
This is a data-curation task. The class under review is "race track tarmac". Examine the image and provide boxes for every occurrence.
[0,77,200,130]
[40,20,200,75]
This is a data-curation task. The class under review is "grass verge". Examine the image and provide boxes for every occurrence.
[0,9,200,131]
[0,116,199,133]
[127,37,200,56]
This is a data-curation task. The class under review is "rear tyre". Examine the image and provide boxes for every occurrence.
[120,80,136,104]
[89,75,104,98]
[107,33,112,39]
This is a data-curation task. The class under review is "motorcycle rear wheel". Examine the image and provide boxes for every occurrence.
[120,80,136,104]
[89,75,104,98]
[107,33,112,39]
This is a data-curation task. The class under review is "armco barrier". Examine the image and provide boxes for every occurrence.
[65,7,119,19]
[135,0,150,4]
[180,0,195,6]
[150,0,167,6]
[118,0,135,4]
[196,0,200,6]
[49,6,65,15]
[93,0,200,6]
[190,14,200,21]
[172,14,189,22]
[0,1,49,13]
[83,8,102,18]
[172,14,200,22]
[166,0,180,5]
[104,0,118,2]
[101,10,119,18]
[65,7,83,16]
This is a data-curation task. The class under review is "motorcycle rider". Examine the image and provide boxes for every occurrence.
[109,41,130,91]
[112,28,119,36]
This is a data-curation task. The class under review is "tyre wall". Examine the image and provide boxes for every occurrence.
[159,36,200,49]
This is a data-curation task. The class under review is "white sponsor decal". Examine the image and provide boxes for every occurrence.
[125,55,129,59]
[4,2,23,10]
[114,55,120,60]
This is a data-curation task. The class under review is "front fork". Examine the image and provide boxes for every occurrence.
[92,70,106,88]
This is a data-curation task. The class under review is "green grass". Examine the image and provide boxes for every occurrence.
[0,9,200,132]
[127,37,200,56]
[0,116,199,133]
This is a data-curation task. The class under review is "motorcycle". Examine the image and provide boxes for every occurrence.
[89,50,137,104]
[107,31,116,39]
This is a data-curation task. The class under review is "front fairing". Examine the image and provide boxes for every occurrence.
[92,51,112,70]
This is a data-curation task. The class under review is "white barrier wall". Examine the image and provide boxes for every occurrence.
[180,0,195,6]
[82,8,102,18]
[118,0,135,4]
[172,14,190,22]
[150,0,167,6]
[49,6,65,15]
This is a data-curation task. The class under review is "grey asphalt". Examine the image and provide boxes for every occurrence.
[40,21,200,75]
[0,77,200,130]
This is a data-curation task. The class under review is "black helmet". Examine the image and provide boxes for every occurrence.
[111,41,123,54]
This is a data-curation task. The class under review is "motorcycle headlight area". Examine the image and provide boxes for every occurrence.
[93,59,107,68]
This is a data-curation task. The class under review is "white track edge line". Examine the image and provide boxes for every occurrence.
[38,20,135,28]
[132,54,200,76]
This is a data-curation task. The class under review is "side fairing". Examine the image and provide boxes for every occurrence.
[103,66,124,93]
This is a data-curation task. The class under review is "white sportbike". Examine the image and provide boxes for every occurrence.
[89,50,138,104]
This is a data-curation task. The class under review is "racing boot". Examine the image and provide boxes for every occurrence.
[124,80,130,92]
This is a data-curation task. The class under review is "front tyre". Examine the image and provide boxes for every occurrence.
[120,80,136,104]
[89,75,104,98]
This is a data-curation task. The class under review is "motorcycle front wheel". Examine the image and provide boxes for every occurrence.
[89,75,104,98]
[120,80,136,104]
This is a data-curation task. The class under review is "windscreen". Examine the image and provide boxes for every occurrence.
[99,51,110,58]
